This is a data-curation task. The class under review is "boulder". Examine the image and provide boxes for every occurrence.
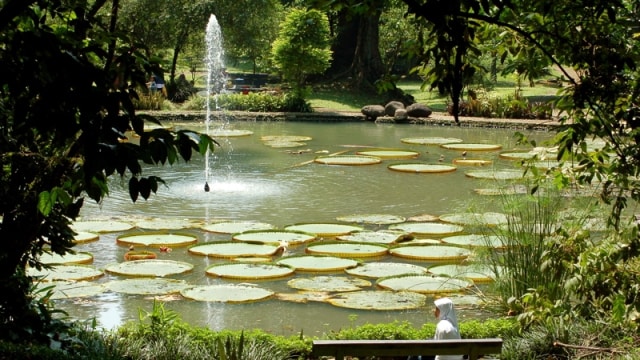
[384,101,405,117]
[361,105,386,121]
[406,103,433,118]
[394,108,409,123]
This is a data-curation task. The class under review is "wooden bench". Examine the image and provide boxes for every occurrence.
[311,338,503,360]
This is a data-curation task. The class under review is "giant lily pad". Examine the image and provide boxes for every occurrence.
[276,255,359,272]
[35,281,106,300]
[28,265,104,282]
[287,276,371,292]
[305,241,388,258]
[441,234,504,248]
[388,222,464,236]
[389,244,471,261]
[345,262,427,279]
[284,223,363,237]
[428,264,495,283]
[261,135,312,142]
[388,163,457,173]
[499,151,537,160]
[232,230,316,245]
[452,158,493,166]
[314,155,381,165]
[264,140,307,148]
[465,169,530,180]
[355,149,420,159]
[73,231,99,243]
[188,242,279,258]
[40,251,93,265]
[439,212,508,226]
[200,221,275,234]
[377,274,473,294]
[336,230,410,245]
[72,220,134,233]
[135,218,203,230]
[205,262,294,280]
[180,284,274,303]
[440,143,502,151]
[106,278,190,295]
[401,137,463,145]
[336,214,406,225]
[210,129,253,137]
[104,259,194,277]
[327,290,427,310]
[116,232,198,248]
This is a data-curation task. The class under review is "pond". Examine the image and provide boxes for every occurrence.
[52,119,555,336]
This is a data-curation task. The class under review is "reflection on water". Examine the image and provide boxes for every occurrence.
[64,121,554,335]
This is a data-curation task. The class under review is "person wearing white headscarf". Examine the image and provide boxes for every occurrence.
[433,297,463,360]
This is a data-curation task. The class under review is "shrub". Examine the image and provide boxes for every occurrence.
[447,91,553,119]
[182,91,313,112]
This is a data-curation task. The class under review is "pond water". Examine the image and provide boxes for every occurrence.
[61,120,554,336]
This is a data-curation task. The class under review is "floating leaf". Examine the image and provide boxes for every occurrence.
[40,251,93,265]
[181,284,274,303]
[428,264,495,283]
[498,151,537,160]
[407,214,440,222]
[123,251,157,261]
[117,232,198,247]
[275,291,331,303]
[35,281,106,300]
[440,143,502,151]
[232,230,316,245]
[336,230,409,244]
[355,149,420,159]
[28,265,104,282]
[336,214,406,225]
[209,129,253,137]
[452,158,492,166]
[389,245,471,261]
[106,278,190,295]
[287,276,371,292]
[345,262,427,279]
[206,263,294,280]
[401,137,463,145]
[465,169,531,180]
[439,212,508,226]
[284,223,363,237]
[276,255,359,272]
[377,274,473,294]
[135,218,203,230]
[72,220,134,233]
[261,135,312,142]
[388,163,457,173]
[73,231,99,243]
[327,290,427,310]
[305,241,388,258]
[104,260,194,277]
[388,222,464,236]
[200,221,275,234]
[441,234,504,248]
[314,155,381,165]
[188,242,278,258]
[264,141,306,148]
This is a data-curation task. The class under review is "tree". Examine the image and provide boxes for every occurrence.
[0,0,215,342]
[271,8,332,91]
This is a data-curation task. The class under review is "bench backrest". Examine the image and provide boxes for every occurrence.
[312,338,503,360]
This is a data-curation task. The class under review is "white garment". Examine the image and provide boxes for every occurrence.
[434,298,463,360]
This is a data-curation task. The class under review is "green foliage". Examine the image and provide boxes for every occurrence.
[271,8,332,89]
[447,90,553,119]
[134,92,167,110]
[183,91,313,112]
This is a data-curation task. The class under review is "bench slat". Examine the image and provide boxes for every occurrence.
[312,338,502,360]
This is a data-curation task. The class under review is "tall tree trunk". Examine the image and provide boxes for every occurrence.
[350,9,385,91]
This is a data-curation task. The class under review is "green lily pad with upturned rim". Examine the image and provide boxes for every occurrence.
[440,143,502,151]
[336,214,406,225]
[134,218,203,230]
[284,223,363,237]
[314,155,381,166]
[181,284,274,303]
[377,274,473,293]
[232,230,316,245]
[200,221,275,234]
[261,135,312,142]
[305,241,389,258]
[205,262,294,280]
[428,264,495,284]
[104,259,194,277]
[336,230,409,244]
[28,264,104,282]
[73,231,99,243]
[465,169,531,180]
[188,241,279,258]
[388,222,464,236]
[327,290,427,310]
[210,129,253,137]
[401,137,464,145]
[355,149,420,159]
[72,220,134,233]
[438,212,508,226]
[473,185,529,196]
[452,158,493,166]
[106,278,191,295]
[264,141,307,148]
[287,276,371,292]
[389,244,471,261]
[345,262,427,279]
[116,231,198,248]
[276,255,359,272]
[40,251,93,265]
[440,234,504,248]
[498,151,537,160]
[388,163,457,174]
[35,281,106,300]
